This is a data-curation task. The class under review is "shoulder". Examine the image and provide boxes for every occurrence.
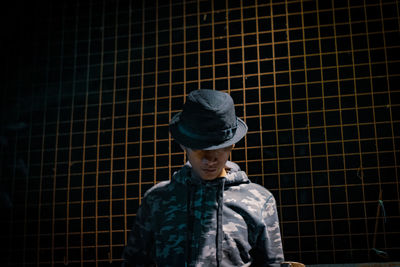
[228,181,274,201]
[225,182,276,218]
[144,180,170,196]
[142,166,189,201]
[142,180,173,202]
[246,182,274,201]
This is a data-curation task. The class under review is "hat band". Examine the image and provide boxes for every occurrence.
[177,120,238,143]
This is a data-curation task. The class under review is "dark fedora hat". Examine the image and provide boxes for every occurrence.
[169,89,248,150]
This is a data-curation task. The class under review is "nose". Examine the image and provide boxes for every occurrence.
[202,151,218,163]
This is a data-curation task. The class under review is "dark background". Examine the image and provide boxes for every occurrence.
[1,0,399,265]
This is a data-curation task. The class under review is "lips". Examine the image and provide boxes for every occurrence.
[203,168,217,173]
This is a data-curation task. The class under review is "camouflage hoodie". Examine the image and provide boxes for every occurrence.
[122,161,284,267]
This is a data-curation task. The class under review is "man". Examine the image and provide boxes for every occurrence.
[122,89,284,266]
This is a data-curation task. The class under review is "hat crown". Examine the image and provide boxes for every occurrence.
[180,90,237,133]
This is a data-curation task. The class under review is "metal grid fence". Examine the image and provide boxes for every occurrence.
[0,0,399,265]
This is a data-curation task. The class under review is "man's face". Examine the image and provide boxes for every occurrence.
[184,145,234,181]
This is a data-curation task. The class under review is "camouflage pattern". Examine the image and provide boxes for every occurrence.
[122,161,284,267]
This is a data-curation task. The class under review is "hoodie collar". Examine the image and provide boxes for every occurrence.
[173,161,250,186]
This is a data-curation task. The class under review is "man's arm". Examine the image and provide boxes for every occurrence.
[251,194,285,267]
[122,197,156,267]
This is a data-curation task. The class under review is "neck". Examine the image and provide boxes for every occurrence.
[218,168,227,178]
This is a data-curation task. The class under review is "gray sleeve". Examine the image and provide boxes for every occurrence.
[253,194,285,267]
[122,197,156,267]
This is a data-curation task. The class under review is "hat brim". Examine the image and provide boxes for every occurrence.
[169,112,248,150]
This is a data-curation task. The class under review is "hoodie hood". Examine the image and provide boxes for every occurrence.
[172,160,250,187]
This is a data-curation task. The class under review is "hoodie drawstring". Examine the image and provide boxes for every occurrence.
[216,178,225,267]
[186,181,194,266]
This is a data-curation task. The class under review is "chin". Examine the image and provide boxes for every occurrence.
[200,171,220,180]
[192,167,221,180]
